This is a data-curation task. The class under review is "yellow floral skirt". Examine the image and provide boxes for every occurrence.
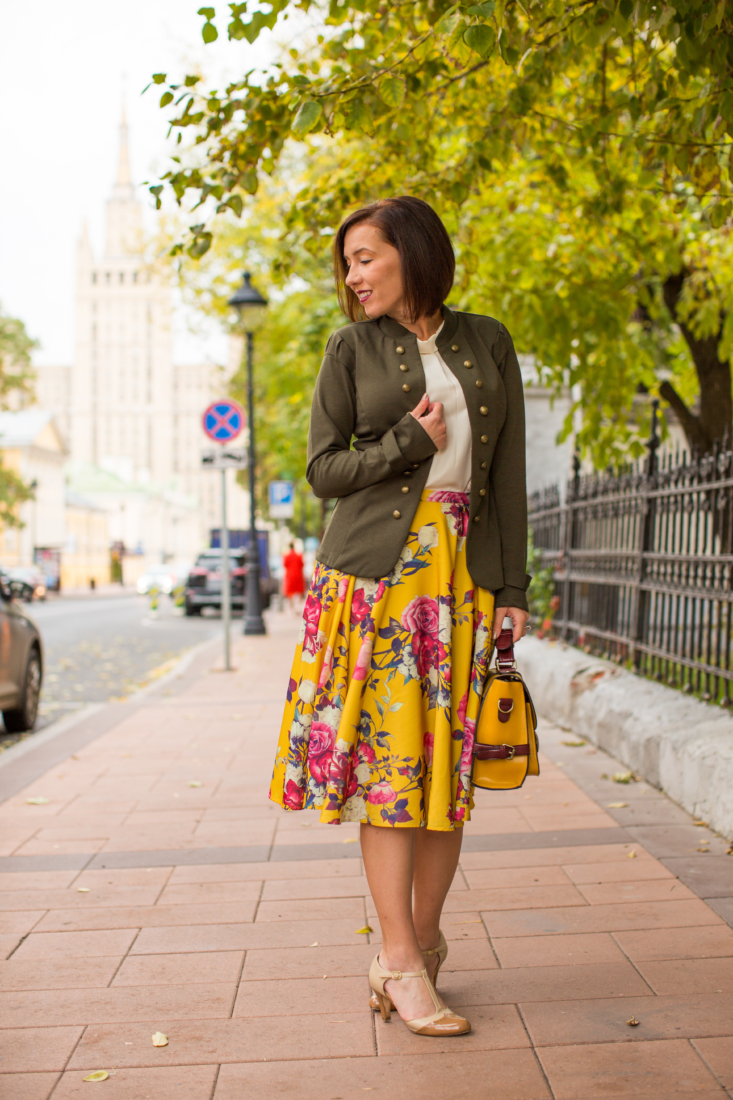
[269,491,495,830]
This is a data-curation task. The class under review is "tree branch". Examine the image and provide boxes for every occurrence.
[658,379,708,453]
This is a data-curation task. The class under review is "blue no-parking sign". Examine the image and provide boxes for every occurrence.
[202,400,246,442]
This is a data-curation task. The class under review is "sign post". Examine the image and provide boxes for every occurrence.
[202,400,246,671]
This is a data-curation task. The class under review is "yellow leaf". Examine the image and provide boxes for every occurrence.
[458,919,482,924]
[151,1032,168,1047]
[26,797,49,805]
[342,837,358,844]
[693,820,708,827]
[627,850,637,859]
[188,781,203,788]
[612,771,634,784]
[626,1016,640,1026]
[697,847,711,853]
[561,739,585,747]
[78,887,90,893]
[607,802,628,809]
[354,926,373,934]
[310,941,319,946]
[83,1071,109,1081]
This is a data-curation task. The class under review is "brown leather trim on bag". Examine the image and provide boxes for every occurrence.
[498,698,513,723]
[495,626,516,670]
[473,743,529,761]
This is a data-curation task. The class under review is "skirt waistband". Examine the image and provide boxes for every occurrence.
[421,490,470,506]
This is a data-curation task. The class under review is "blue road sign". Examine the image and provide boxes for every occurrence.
[269,480,295,519]
[202,400,245,442]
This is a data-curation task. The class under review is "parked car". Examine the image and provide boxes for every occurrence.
[184,550,277,616]
[0,571,43,731]
[8,566,47,602]
[136,565,177,596]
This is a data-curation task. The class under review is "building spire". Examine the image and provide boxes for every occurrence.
[116,103,132,188]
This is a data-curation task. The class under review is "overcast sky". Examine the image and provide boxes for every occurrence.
[0,1,280,366]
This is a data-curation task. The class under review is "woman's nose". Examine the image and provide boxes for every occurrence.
[345,267,359,287]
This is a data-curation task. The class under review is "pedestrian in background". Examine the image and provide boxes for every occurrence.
[282,542,305,612]
[270,196,529,1037]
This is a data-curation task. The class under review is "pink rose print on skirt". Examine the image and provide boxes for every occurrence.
[318,644,334,689]
[368,781,397,804]
[457,689,469,726]
[460,716,476,777]
[423,731,434,767]
[402,595,440,677]
[283,779,304,811]
[357,741,376,766]
[426,491,469,539]
[352,636,374,681]
[302,593,323,658]
[307,721,336,784]
[350,588,371,625]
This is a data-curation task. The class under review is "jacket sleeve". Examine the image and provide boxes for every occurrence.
[489,325,532,611]
[306,340,437,499]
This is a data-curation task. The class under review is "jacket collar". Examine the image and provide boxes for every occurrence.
[377,306,459,347]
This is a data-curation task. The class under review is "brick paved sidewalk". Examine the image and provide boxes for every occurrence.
[1,613,733,1099]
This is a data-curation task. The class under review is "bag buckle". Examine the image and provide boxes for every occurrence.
[503,744,516,760]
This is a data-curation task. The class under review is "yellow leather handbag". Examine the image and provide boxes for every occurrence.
[471,619,540,791]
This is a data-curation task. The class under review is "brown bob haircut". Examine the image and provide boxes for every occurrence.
[333,196,455,323]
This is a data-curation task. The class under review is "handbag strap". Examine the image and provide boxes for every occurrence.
[495,623,517,671]
[473,742,529,760]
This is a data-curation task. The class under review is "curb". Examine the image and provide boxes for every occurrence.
[517,636,733,841]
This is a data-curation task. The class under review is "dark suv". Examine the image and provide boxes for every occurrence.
[0,570,43,731]
[184,550,275,617]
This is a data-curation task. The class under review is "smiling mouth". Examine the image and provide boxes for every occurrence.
[357,290,372,303]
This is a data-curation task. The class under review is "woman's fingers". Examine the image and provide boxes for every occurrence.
[410,393,430,419]
[493,606,529,642]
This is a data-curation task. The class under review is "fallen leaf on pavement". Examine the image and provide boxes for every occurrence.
[697,848,711,853]
[627,850,637,859]
[310,941,319,947]
[343,837,358,844]
[626,1017,640,1027]
[458,920,482,924]
[78,888,90,893]
[561,740,585,747]
[354,926,373,934]
[83,1071,109,1081]
[613,771,635,784]
[693,820,708,827]
[26,797,49,805]
[607,802,628,809]
[151,1032,168,1047]
[188,781,203,788]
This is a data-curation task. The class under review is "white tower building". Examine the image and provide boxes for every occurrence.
[72,112,173,483]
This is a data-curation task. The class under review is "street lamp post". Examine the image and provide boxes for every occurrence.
[228,272,268,636]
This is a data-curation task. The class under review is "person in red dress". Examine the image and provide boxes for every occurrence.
[282,542,305,612]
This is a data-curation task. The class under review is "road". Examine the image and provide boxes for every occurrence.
[26,593,224,730]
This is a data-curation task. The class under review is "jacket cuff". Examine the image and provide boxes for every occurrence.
[493,586,529,613]
[385,412,438,472]
[503,569,532,591]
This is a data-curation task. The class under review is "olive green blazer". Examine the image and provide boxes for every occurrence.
[306,306,531,610]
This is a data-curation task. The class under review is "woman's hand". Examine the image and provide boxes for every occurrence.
[493,606,529,643]
[411,393,447,451]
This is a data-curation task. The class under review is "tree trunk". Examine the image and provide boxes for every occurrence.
[660,270,732,454]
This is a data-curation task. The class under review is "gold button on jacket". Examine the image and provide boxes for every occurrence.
[306,306,530,610]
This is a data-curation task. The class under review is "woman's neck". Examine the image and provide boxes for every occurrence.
[387,308,444,342]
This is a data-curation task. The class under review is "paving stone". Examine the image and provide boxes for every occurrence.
[1,983,236,1027]
[255,897,366,923]
[374,1002,529,1054]
[0,1072,61,1099]
[439,960,652,1006]
[613,924,733,962]
[539,1038,722,1098]
[112,951,244,987]
[67,1014,375,1068]
[167,858,364,884]
[0,933,23,959]
[626,825,732,858]
[635,957,733,995]
[522,992,733,1046]
[51,1065,218,1099]
[0,1025,84,1072]
[213,1050,551,1100]
[233,975,369,1017]
[459,843,647,870]
[155,880,262,906]
[131,918,370,956]
[481,898,723,938]
[34,900,258,933]
[662,856,733,899]
[562,859,676,885]
[0,871,77,891]
[260,876,371,901]
[707,897,733,926]
[463,866,572,889]
[574,878,697,905]
[0,956,121,991]
[242,942,376,981]
[692,1037,733,1090]
[11,929,138,960]
[492,932,628,969]
[0,886,163,911]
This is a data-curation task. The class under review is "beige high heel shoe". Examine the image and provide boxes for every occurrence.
[368,953,470,1036]
[368,930,449,1011]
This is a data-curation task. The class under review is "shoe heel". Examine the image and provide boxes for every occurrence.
[374,990,392,1021]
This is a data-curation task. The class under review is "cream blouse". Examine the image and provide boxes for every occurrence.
[417,323,472,492]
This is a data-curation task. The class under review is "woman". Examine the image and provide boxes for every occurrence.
[270,196,529,1036]
[282,541,305,612]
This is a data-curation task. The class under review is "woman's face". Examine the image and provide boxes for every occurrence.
[343,222,405,319]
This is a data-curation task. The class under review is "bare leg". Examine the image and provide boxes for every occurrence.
[360,822,447,1020]
[413,827,464,978]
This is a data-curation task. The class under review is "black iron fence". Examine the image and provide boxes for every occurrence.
[528,401,733,705]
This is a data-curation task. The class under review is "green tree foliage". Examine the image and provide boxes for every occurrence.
[0,306,37,527]
[149,0,733,461]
